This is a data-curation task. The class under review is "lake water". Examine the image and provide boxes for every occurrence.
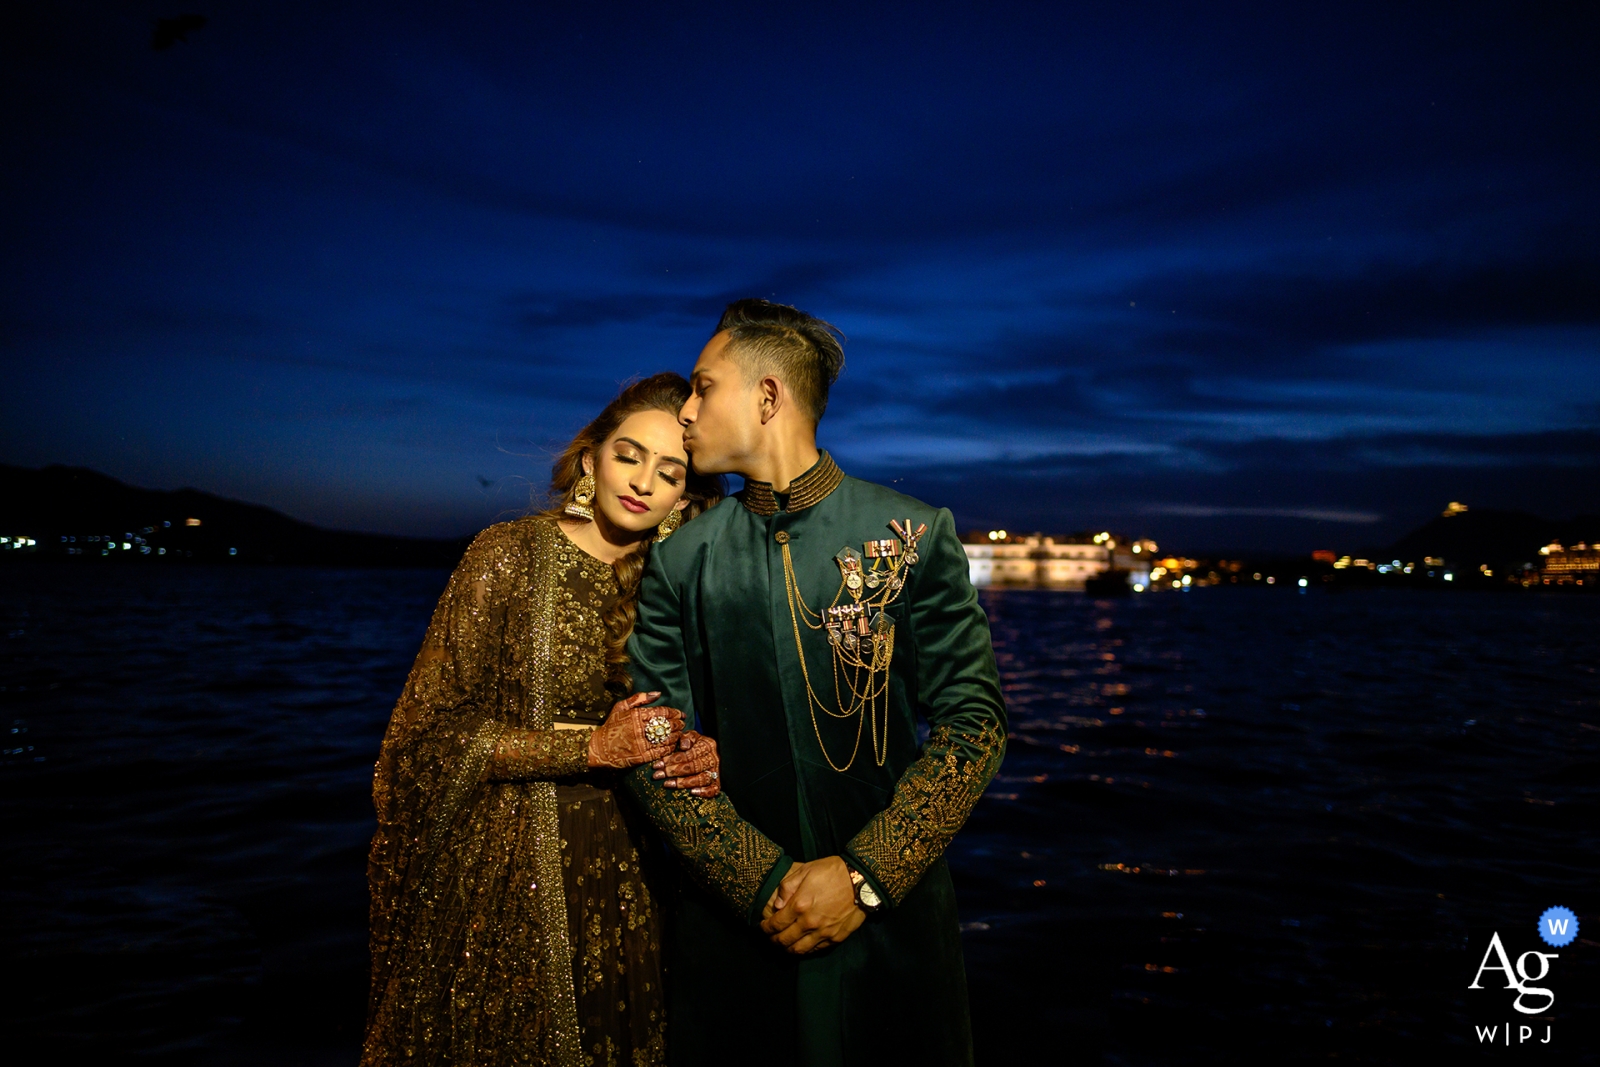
[2,565,1596,1065]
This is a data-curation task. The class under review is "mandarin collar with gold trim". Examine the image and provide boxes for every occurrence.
[738,451,846,517]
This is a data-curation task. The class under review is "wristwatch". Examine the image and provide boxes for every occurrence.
[846,864,885,914]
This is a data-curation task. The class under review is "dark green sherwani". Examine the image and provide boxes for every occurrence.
[623,452,1006,1067]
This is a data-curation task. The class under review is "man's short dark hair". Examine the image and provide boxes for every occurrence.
[715,298,845,423]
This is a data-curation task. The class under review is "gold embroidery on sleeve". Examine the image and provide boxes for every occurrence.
[485,726,593,781]
[625,777,784,918]
[846,718,1006,904]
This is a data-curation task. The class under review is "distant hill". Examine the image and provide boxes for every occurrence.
[0,464,473,567]
[1388,507,1600,570]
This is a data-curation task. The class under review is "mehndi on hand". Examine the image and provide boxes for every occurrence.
[654,730,721,797]
[587,691,686,769]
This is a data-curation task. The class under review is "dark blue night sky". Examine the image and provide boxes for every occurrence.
[5,2,1597,551]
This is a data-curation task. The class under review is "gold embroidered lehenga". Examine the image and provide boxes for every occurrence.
[363,516,669,1067]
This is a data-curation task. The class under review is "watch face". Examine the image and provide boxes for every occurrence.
[859,882,882,908]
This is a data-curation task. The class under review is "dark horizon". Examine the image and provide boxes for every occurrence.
[4,2,1598,553]
[8,460,1596,571]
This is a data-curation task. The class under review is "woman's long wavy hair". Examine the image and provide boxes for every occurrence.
[538,372,724,693]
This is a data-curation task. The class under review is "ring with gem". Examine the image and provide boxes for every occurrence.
[643,715,673,746]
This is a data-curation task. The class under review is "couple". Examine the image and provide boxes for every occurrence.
[363,299,1007,1067]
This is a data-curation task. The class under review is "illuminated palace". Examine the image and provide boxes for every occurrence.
[961,530,1159,590]
[1539,541,1600,585]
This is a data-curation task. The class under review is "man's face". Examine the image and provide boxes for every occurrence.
[680,331,763,476]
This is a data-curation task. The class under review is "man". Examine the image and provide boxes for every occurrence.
[622,299,1006,1067]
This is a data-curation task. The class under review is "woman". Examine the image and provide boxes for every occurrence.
[363,373,724,1067]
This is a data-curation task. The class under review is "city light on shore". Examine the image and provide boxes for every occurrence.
[958,502,1597,594]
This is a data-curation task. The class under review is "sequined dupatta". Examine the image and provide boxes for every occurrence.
[363,522,583,1067]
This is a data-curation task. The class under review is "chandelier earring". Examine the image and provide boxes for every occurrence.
[564,472,597,521]
[654,506,682,542]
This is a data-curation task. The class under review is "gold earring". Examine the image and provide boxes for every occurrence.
[564,473,596,520]
[654,507,682,542]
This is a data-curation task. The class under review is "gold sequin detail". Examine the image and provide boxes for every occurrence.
[487,726,592,781]
[364,517,664,1067]
[845,718,1006,904]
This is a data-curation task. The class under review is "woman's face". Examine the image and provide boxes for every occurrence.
[583,409,691,536]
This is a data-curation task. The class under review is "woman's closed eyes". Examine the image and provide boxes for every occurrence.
[612,451,682,487]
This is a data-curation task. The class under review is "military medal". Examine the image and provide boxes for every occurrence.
[837,547,865,593]
[862,538,896,589]
[779,518,929,772]
[889,519,925,566]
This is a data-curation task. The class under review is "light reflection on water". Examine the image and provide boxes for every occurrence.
[1,567,1596,1064]
[957,586,1599,1063]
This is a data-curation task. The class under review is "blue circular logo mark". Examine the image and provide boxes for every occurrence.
[1538,906,1578,948]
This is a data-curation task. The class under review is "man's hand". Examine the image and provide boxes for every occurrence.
[763,860,806,921]
[758,856,865,955]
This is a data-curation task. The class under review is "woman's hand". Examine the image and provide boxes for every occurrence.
[654,730,721,797]
[587,691,685,769]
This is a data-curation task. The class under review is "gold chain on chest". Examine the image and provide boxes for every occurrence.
[779,519,927,772]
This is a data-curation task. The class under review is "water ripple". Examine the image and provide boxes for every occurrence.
[2,570,1597,1063]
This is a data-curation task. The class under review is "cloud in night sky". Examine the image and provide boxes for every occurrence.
[2,1,1597,550]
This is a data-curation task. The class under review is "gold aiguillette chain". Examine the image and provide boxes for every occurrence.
[779,519,927,771]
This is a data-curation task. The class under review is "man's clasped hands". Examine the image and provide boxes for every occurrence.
[760,855,867,956]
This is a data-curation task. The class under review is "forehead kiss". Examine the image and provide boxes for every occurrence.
[608,415,687,477]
